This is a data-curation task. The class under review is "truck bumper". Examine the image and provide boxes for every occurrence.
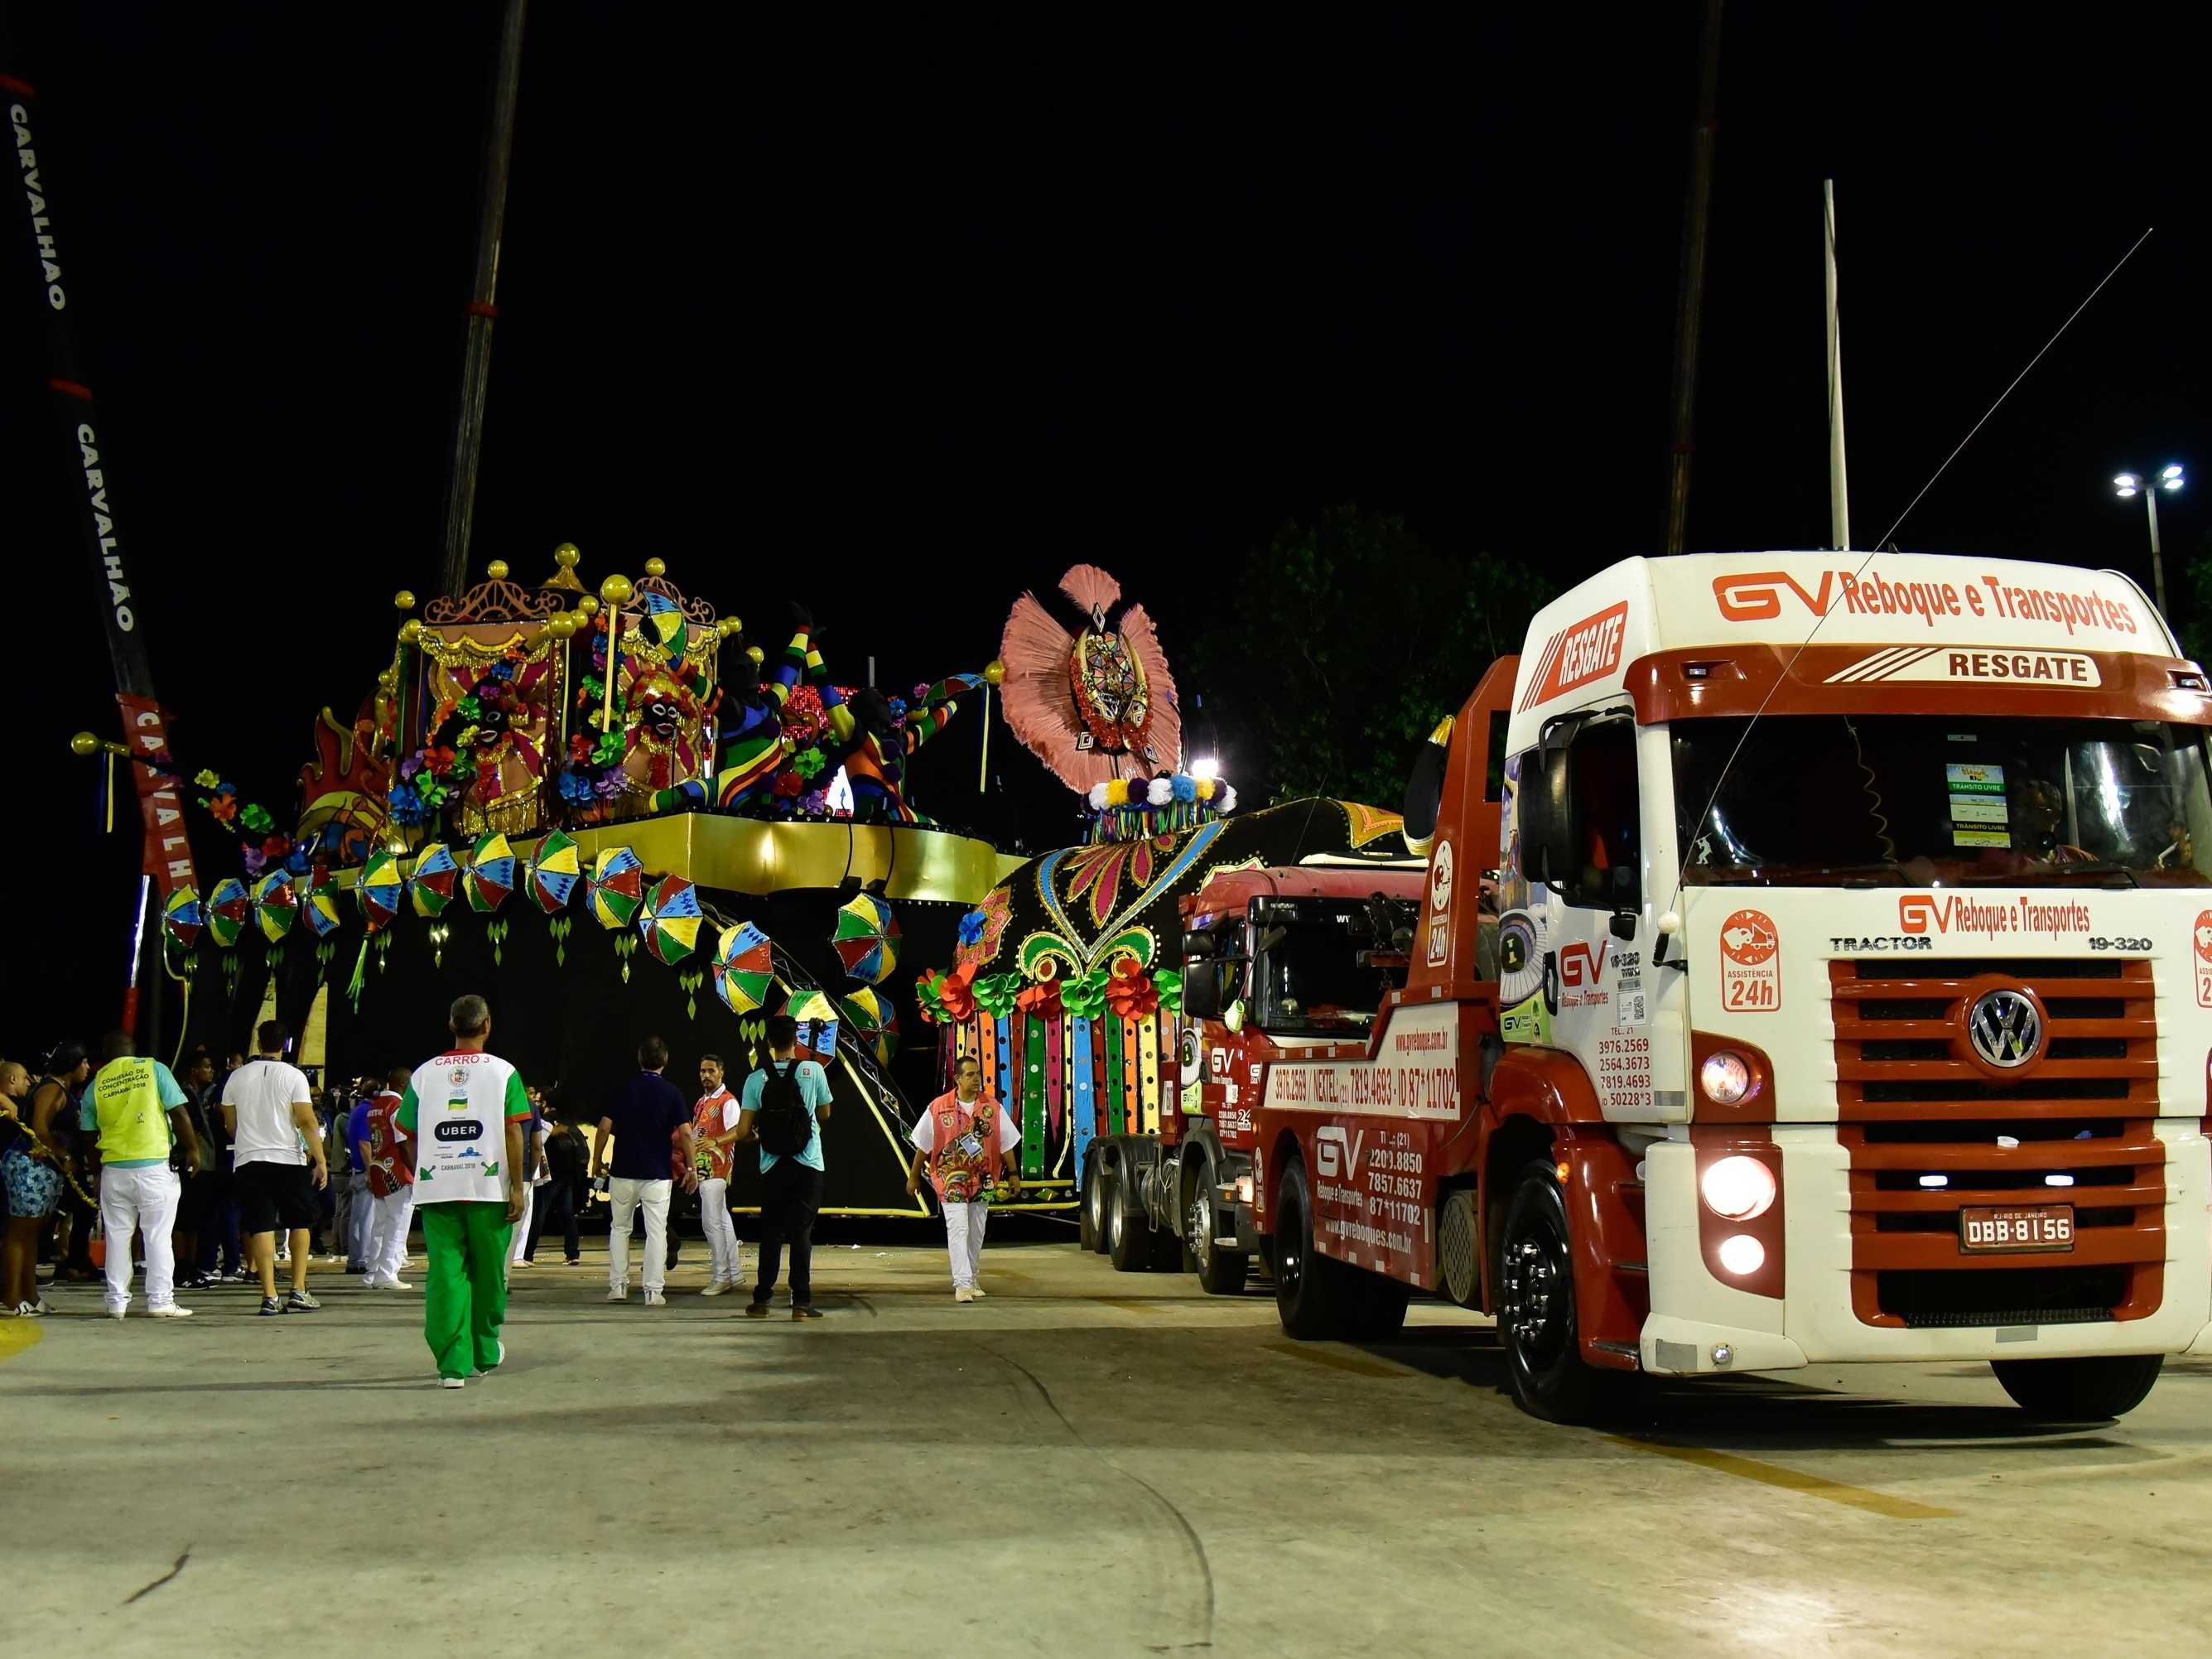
[1639,1315,1807,1377]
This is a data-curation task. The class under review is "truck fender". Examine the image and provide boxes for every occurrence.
[1482,1048,1648,1369]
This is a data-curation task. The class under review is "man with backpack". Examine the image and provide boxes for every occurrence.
[734,1013,832,1320]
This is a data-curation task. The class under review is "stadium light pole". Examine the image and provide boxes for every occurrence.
[2114,465,2184,617]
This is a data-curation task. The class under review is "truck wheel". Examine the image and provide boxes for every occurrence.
[1497,1159,1630,1425]
[1078,1155,1103,1252]
[1274,1158,1356,1339]
[1993,1354,2164,1421]
[1188,1157,1250,1295]
[1106,1175,1157,1272]
[1083,1156,1112,1255]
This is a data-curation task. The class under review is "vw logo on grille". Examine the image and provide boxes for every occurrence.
[1968,988,2042,1068]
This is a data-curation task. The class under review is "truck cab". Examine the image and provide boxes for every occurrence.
[1239,552,2212,1423]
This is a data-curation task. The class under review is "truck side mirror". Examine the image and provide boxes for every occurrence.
[1519,740,1578,889]
[1183,962,1222,1020]
[1182,930,1216,960]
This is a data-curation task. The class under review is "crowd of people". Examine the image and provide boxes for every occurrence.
[0,997,1025,1379]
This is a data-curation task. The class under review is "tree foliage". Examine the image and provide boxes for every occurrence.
[1193,505,1553,809]
[2181,527,2212,664]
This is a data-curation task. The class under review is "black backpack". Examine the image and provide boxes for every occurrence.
[754,1061,813,1157]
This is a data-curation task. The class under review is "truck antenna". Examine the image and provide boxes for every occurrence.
[1671,224,2155,904]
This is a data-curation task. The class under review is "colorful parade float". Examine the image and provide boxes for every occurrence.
[112,553,1417,1218]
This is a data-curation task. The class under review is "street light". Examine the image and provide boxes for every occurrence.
[2114,464,2184,616]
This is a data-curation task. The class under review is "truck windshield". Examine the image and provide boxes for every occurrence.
[1254,898,1414,1034]
[1674,715,2212,887]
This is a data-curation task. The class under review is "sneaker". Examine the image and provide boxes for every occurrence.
[286,1290,321,1313]
[699,1281,730,1297]
[149,1305,193,1319]
[383,1279,414,1291]
[563,1258,582,1266]
[345,1260,367,1276]
[472,1339,504,1378]
[259,1296,287,1317]
[955,1285,975,1304]
[644,1290,666,1307]
[792,1305,823,1320]
[971,1287,987,1298]
[512,1258,533,1270]
[108,1305,128,1321]
[33,1297,55,1314]
[441,1377,465,1389]
[606,1286,630,1302]
[743,1302,771,1319]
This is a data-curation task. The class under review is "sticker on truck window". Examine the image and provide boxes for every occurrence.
[1947,761,2011,849]
[1719,909,1781,1012]
[2196,910,2212,1010]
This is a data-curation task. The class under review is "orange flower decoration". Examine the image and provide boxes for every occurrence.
[1104,957,1158,1019]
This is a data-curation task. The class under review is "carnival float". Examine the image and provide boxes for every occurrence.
[91,552,1387,1216]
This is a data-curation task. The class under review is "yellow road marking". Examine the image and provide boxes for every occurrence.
[1262,1341,1409,1379]
[1611,1436,1960,1519]
[1087,1296,1167,1314]
[0,1321,45,1363]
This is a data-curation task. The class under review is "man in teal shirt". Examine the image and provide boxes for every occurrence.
[89,1030,200,1320]
[736,1013,833,1320]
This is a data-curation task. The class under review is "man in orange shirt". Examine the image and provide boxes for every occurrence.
[691,1054,745,1294]
[905,1055,1020,1303]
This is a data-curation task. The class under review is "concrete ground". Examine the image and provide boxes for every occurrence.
[7,1233,2210,1659]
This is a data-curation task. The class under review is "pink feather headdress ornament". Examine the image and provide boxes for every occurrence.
[998,564,1180,794]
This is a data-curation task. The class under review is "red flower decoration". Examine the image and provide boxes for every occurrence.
[773,768,806,798]
[1104,957,1158,1020]
[940,962,976,1021]
[1016,957,1065,1020]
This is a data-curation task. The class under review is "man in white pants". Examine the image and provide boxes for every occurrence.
[590,1036,698,1305]
[361,1067,417,1290]
[89,1030,202,1320]
[905,1055,1019,1304]
[691,1054,745,1294]
[510,1086,547,1268]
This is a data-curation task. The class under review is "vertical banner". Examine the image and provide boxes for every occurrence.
[1137,1014,1161,1136]
[1020,1014,1047,1179]
[1071,1015,1096,1177]
[1103,1015,1125,1135]
[1043,1015,1064,1150]
[1120,1016,1141,1135]
[993,1012,1012,1111]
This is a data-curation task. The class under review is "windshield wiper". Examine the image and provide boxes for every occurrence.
[1955,860,2140,889]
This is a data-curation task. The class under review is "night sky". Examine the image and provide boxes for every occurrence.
[2,4,2205,1061]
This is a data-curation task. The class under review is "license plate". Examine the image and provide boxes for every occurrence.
[1959,1205,2074,1253]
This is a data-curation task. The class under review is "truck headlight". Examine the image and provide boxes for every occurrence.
[1700,1154,1776,1221]
[1716,1233,1766,1276]
[1699,1050,1752,1106]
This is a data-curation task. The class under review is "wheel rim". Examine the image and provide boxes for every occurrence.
[1501,1204,1573,1372]
[1107,1193,1124,1251]
[1278,1188,1304,1296]
[1188,1187,1213,1272]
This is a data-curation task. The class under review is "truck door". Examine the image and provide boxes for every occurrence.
[1514,708,1655,1114]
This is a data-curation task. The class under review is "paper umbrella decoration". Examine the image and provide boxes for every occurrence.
[464,832,515,913]
[161,885,204,952]
[831,891,901,986]
[206,878,249,949]
[837,986,899,1065]
[712,920,775,1015]
[526,829,581,913]
[356,850,404,932]
[411,842,460,918]
[639,874,705,967]
[586,846,643,930]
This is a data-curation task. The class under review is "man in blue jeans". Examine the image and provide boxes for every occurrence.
[735,1013,833,1320]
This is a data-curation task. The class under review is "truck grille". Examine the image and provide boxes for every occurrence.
[1829,957,2165,1328]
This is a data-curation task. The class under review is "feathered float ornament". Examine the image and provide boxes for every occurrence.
[999,565,1179,793]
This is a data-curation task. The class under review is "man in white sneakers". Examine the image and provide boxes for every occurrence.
[221,1020,328,1317]
[359,1066,416,1290]
[692,1053,745,1295]
[590,1036,698,1307]
[89,1029,201,1320]
[398,995,530,1387]
[906,1054,1019,1303]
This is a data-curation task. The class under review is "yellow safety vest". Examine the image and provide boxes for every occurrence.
[92,1057,173,1165]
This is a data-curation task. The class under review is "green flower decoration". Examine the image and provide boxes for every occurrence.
[1153,968,1183,1014]
[239,803,274,834]
[456,694,484,721]
[1060,967,1109,1020]
[792,746,826,780]
[972,972,1023,1019]
[590,731,624,768]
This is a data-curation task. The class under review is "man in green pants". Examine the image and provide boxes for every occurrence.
[398,994,529,1389]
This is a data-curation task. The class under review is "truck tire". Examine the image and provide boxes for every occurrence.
[1273,1158,1358,1339]
[1106,1174,1158,1272]
[1992,1353,2164,1421]
[1080,1154,1107,1253]
[1188,1155,1250,1295]
[1497,1158,1631,1425]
